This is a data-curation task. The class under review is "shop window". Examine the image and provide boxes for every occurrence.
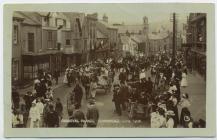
[24,66,33,80]
[13,25,18,44]
[28,33,34,52]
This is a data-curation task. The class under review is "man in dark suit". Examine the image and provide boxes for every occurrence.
[74,80,83,107]
[112,85,122,116]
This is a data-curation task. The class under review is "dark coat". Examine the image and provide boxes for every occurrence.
[46,111,59,127]
[55,102,63,115]
[68,109,85,127]
[112,90,122,103]
[74,85,83,104]
[86,105,99,127]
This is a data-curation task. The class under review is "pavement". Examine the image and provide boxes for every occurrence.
[17,69,206,127]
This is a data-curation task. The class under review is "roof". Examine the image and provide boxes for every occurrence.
[13,12,25,20]
[116,24,144,34]
[63,12,85,25]
[120,35,130,44]
[37,12,50,17]
[16,11,41,26]
[148,32,169,40]
[131,34,148,43]
[96,30,108,39]
[98,20,118,30]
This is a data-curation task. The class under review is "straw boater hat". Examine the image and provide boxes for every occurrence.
[182,93,189,99]
[184,116,191,122]
[32,100,36,105]
[166,110,175,116]
[34,79,40,84]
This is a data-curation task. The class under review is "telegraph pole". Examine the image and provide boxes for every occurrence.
[172,13,176,66]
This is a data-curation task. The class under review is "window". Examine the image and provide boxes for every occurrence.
[65,31,71,45]
[48,31,52,41]
[12,60,19,81]
[47,31,53,49]
[66,39,70,45]
[28,33,34,52]
[13,25,18,44]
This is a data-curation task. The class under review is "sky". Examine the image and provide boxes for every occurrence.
[63,3,188,25]
[59,3,189,32]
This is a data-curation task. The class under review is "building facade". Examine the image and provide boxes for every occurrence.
[83,13,98,62]
[186,13,206,78]
[12,11,73,84]
[12,12,25,85]
[62,12,85,68]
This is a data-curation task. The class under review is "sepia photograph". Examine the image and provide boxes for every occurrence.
[3,2,216,137]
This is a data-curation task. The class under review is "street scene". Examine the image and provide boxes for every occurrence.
[11,10,206,128]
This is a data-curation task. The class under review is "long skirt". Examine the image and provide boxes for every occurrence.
[172,105,179,128]
[181,78,188,87]
[91,90,96,98]
[63,75,68,84]
[180,107,190,127]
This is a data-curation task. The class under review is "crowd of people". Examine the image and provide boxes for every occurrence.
[11,51,205,128]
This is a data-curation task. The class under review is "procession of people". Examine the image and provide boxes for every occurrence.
[11,51,205,128]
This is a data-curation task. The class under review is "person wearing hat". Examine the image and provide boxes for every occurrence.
[183,113,193,128]
[68,104,85,127]
[12,87,20,109]
[23,91,34,112]
[45,104,59,127]
[35,98,44,127]
[43,99,52,127]
[168,94,179,127]
[157,107,167,128]
[73,80,83,107]
[86,99,99,127]
[55,98,63,124]
[28,100,40,128]
[139,69,146,81]
[179,93,191,126]
[150,105,161,128]
[45,87,53,101]
[112,84,122,116]
[165,110,175,128]
[90,78,98,99]
[67,91,75,117]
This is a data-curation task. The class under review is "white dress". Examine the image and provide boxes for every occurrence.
[181,73,188,87]
[29,106,40,128]
[63,72,68,84]
[166,118,174,128]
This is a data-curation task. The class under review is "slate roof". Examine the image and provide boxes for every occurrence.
[13,12,25,20]
[15,11,41,26]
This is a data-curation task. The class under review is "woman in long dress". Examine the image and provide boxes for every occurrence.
[180,71,188,87]
[90,80,98,99]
